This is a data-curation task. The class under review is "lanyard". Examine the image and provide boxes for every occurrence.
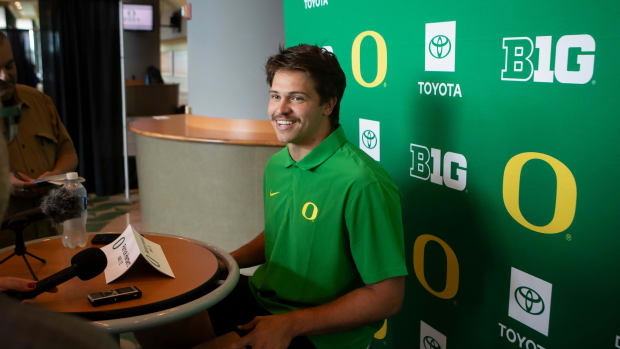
[0,104,22,142]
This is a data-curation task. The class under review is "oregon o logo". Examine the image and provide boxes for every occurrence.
[423,336,441,349]
[352,30,387,88]
[112,237,125,249]
[503,152,577,234]
[301,202,318,221]
[515,286,545,315]
[413,234,459,299]
[362,129,377,149]
[429,35,451,59]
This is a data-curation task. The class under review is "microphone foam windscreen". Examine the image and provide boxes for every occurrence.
[40,187,83,224]
[71,248,108,280]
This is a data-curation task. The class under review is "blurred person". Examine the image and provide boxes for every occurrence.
[0,30,78,243]
[0,123,117,349]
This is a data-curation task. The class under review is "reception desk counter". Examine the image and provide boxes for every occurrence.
[129,115,283,252]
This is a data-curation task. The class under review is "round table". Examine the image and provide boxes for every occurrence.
[0,233,239,333]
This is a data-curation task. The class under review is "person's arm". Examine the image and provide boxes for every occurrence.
[37,152,78,179]
[229,276,405,349]
[230,231,265,269]
[0,276,36,292]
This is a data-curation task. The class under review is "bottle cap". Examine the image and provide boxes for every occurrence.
[66,172,79,180]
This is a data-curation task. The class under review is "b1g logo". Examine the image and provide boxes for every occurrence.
[501,34,595,84]
[410,144,467,191]
[508,267,553,336]
[420,321,446,349]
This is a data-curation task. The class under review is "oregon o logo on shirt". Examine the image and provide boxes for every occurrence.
[301,202,318,221]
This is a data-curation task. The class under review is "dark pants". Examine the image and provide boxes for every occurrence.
[208,275,316,349]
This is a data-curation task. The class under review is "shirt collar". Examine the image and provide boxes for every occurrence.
[282,125,347,170]
[13,87,31,109]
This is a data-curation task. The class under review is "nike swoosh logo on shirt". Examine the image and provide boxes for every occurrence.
[269,191,280,197]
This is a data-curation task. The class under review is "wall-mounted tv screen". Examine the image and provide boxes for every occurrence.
[123,4,153,31]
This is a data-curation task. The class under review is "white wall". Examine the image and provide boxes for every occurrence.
[187,0,285,120]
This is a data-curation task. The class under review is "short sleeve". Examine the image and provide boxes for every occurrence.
[345,180,408,284]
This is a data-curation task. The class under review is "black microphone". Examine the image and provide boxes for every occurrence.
[3,248,107,300]
[0,187,83,232]
[40,186,83,224]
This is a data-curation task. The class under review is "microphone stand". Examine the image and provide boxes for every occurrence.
[0,208,48,280]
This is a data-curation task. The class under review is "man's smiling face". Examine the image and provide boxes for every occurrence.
[268,69,334,160]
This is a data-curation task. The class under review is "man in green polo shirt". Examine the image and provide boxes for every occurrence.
[136,44,407,349]
[221,44,407,349]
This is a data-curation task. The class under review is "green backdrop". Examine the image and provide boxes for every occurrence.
[283,1,619,348]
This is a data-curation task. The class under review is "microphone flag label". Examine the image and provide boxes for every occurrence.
[101,224,175,283]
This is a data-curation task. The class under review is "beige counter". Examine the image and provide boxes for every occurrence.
[129,115,283,252]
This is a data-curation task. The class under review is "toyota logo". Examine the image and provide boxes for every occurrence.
[362,129,377,149]
[429,34,451,59]
[423,335,441,349]
[515,286,545,315]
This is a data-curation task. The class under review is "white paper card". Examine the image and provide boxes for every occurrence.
[101,225,175,283]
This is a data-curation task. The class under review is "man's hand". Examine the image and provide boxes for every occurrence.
[10,171,35,189]
[10,171,38,197]
[229,276,404,349]
[228,314,297,349]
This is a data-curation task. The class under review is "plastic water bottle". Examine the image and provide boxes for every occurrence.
[61,172,88,248]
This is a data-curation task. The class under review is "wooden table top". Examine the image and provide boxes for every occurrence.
[129,114,284,147]
[0,234,220,320]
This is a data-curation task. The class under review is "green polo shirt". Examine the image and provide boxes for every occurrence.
[249,126,407,349]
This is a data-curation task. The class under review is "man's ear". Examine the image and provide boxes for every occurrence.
[322,97,337,117]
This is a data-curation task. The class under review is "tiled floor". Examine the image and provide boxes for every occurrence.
[99,203,142,233]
